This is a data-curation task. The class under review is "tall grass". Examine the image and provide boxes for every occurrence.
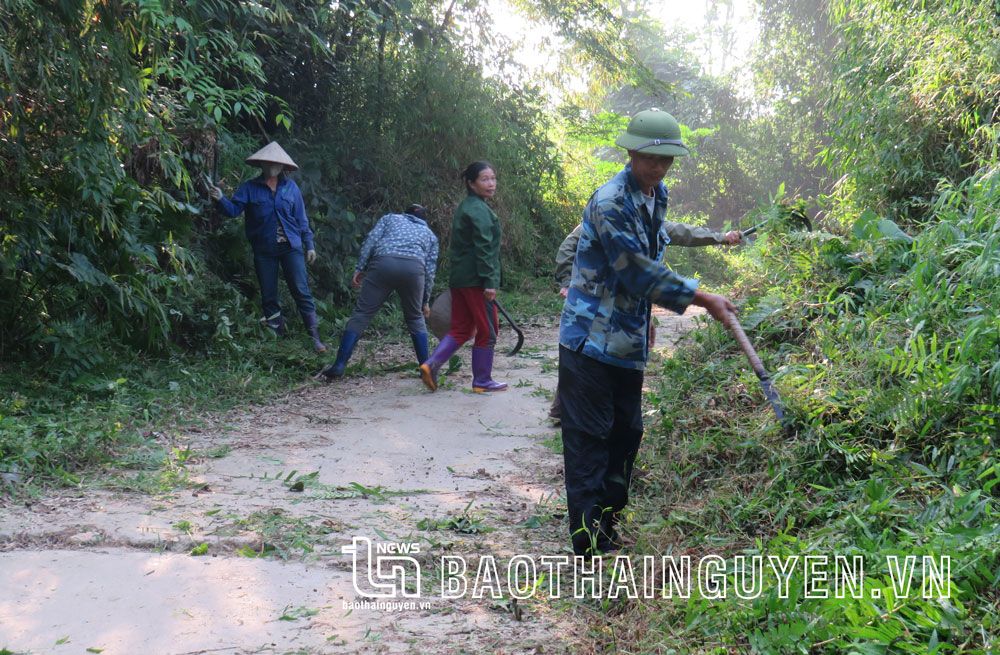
[607,162,1000,653]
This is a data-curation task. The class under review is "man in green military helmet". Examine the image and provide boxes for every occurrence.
[557,109,739,556]
[548,114,743,423]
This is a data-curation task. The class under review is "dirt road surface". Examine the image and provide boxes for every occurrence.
[0,309,701,655]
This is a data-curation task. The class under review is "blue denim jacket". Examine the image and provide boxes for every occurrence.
[559,165,698,370]
[217,176,314,253]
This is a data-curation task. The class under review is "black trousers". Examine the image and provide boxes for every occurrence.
[558,345,644,555]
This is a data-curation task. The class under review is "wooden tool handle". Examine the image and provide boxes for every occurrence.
[723,311,767,379]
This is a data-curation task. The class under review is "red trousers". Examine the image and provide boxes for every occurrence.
[448,286,498,348]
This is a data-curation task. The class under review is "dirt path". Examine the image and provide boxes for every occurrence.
[0,309,702,655]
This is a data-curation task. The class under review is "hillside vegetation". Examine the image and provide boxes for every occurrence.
[614,1,1000,652]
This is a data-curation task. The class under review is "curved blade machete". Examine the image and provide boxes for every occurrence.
[494,300,524,356]
[722,311,790,432]
[742,209,812,238]
[427,290,524,356]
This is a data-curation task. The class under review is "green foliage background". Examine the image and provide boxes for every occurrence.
[0,0,575,478]
[0,0,571,369]
[3,0,1000,651]
[604,1,1000,653]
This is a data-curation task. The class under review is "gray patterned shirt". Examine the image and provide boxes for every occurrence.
[356,213,439,305]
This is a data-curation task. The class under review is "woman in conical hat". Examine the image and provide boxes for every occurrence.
[209,142,326,352]
[244,141,299,171]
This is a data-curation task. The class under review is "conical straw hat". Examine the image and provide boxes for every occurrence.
[245,142,298,171]
[428,289,477,341]
[428,289,452,339]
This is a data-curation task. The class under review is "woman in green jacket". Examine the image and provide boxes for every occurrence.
[420,161,506,393]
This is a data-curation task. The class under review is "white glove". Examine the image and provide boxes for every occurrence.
[306,249,317,265]
[209,185,223,201]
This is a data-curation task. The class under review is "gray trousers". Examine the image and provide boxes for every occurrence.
[346,255,427,335]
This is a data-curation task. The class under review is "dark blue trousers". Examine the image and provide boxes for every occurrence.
[558,345,644,556]
[253,242,315,320]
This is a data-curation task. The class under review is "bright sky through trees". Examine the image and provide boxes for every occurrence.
[654,0,757,75]
[489,0,756,82]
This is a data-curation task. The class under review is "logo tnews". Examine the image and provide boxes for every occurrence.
[343,536,422,599]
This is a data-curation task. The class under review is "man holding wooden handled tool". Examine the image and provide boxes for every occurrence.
[549,216,742,424]
[558,108,740,557]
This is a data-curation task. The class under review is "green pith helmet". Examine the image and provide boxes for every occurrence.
[614,108,689,157]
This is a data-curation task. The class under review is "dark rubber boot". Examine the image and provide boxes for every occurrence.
[410,332,429,366]
[549,385,562,422]
[319,331,360,379]
[471,346,507,392]
[419,334,460,392]
[302,312,326,352]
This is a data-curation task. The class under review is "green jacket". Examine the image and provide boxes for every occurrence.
[555,224,583,288]
[449,193,502,289]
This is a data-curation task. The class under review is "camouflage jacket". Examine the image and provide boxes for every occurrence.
[559,165,698,370]
[554,220,730,288]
